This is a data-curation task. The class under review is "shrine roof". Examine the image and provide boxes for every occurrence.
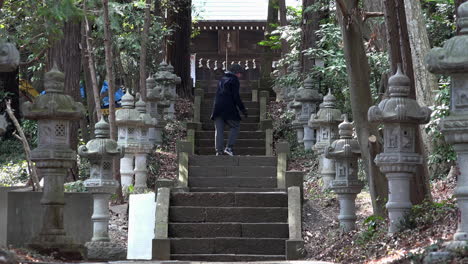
[193,0,301,21]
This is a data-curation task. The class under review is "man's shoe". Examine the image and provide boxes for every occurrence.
[216,151,223,156]
[224,147,234,156]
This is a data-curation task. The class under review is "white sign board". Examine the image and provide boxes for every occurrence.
[127,193,156,260]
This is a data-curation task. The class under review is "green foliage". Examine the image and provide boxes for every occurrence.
[425,79,455,179]
[399,199,456,231]
[423,1,456,48]
[0,160,29,186]
[356,215,385,246]
[64,180,87,192]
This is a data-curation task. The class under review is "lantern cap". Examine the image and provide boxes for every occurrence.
[388,65,410,97]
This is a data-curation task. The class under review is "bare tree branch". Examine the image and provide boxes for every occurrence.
[6,100,41,191]
[363,11,384,22]
[19,33,45,50]
[20,48,47,67]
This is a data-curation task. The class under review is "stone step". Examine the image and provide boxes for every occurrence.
[189,177,277,188]
[169,207,288,223]
[195,131,265,140]
[196,139,265,148]
[189,155,276,167]
[170,238,286,255]
[201,123,259,131]
[196,147,266,156]
[170,192,287,207]
[201,108,260,116]
[190,187,283,192]
[171,254,286,261]
[189,166,275,178]
[168,223,289,238]
[200,115,260,123]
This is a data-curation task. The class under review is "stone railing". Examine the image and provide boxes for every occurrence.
[176,141,193,191]
[276,141,290,189]
[286,186,305,260]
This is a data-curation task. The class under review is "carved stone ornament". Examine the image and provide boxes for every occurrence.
[368,65,431,234]
[325,116,363,232]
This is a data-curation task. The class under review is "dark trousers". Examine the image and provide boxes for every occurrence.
[215,118,240,152]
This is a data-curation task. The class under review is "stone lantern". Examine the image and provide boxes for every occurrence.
[155,62,180,120]
[368,66,431,234]
[116,92,142,188]
[325,116,363,232]
[79,118,125,260]
[22,64,85,253]
[295,77,323,150]
[166,63,182,120]
[0,42,20,72]
[145,74,159,145]
[309,89,343,190]
[426,2,468,249]
[290,100,304,145]
[134,94,156,192]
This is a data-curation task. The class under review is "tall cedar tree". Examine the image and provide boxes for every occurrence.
[139,0,152,100]
[166,0,192,98]
[336,0,388,217]
[300,0,320,73]
[102,0,124,203]
[47,21,82,181]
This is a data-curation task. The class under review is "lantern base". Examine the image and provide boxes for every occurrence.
[85,241,126,261]
[29,235,85,260]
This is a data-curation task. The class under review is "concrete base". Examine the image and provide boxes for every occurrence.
[85,241,126,261]
[152,238,171,260]
[285,239,305,260]
[424,251,453,264]
[0,189,93,248]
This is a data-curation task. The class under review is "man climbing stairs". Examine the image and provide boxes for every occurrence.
[152,80,305,261]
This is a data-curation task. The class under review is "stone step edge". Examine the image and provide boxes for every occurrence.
[170,206,287,209]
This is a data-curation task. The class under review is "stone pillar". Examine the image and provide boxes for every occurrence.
[276,141,290,189]
[116,92,144,190]
[426,3,468,249]
[22,64,85,255]
[325,117,363,232]
[295,77,322,150]
[193,88,204,124]
[368,66,431,234]
[259,91,269,121]
[177,141,193,190]
[260,119,273,156]
[79,118,125,260]
[309,90,343,190]
[134,95,156,192]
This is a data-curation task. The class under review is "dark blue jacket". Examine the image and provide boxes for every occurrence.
[211,72,246,121]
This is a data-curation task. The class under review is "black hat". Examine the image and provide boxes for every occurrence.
[229,64,244,74]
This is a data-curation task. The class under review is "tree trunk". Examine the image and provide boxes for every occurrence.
[166,0,192,98]
[102,0,124,203]
[300,0,319,73]
[336,0,388,217]
[47,21,82,181]
[83,0,102,124]
[139,0,152,100]
[278,0,289,56]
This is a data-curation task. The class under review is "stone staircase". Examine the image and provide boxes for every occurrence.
[152,80,304,262]
[168,156,288,261]
[197,91,266,156]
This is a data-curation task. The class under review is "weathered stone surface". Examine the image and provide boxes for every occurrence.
[170,238,286,255]
[170,207,288,223]
[188,177,277,188]
[170,253,285,261]
[21,65,85,255]
[152,238,170,260]
[426,2,468,249]
[286,239,306,260]
[0,43,20,72]
[85,241,126,261]
[171,192,235,207]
